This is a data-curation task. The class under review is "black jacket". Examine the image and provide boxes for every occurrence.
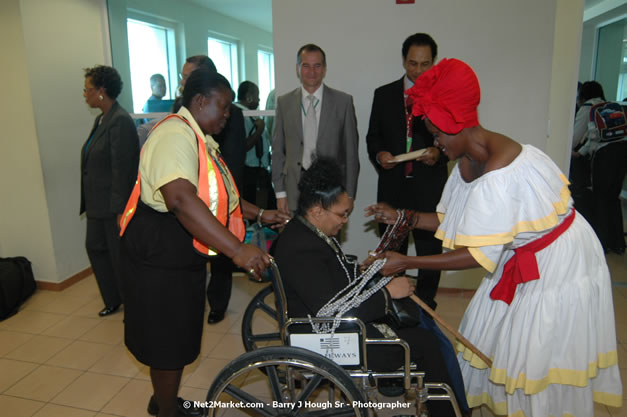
[80,101,139,218]
[214,104,246,191]
[274,217,388,323]
[366,78,448,211]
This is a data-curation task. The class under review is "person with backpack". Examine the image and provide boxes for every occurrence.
[572,81,605,151]
[569,82,605,223]
[573,81,627,254]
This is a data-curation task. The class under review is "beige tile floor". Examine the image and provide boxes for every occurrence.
[0,252,625,417]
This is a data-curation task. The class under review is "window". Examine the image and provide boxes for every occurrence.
[257,49,275,110]
[127,18,178,113]
[208,37,239,90]
[594,17,627,101]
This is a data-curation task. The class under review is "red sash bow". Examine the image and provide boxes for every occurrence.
[490,209,576,305]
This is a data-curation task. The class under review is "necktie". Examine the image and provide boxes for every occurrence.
[404,96,414,177]
[302,94,318,170]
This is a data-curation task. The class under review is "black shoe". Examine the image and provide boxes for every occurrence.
[207,310,225,324]
[98,304,120,317]
[147,396,203,417]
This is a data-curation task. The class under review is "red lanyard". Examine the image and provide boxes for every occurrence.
[404,95,413,152]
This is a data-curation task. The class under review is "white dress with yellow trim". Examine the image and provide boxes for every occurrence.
[436,145,622,416]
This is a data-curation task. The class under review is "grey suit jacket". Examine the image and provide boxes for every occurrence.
[272,85,359,211]
[80,101,139,218]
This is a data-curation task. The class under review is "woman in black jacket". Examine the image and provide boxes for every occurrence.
[80,65,139,316]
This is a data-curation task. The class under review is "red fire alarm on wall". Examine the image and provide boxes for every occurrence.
[396,0,415,3]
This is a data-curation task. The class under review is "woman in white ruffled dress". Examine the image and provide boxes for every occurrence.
[366,58,622,417]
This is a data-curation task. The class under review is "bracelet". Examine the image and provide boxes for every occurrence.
[256,208,264,225]
[406,210,420,229]
[413,211,420,229]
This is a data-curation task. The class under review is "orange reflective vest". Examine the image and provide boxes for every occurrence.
[119,114,245,255]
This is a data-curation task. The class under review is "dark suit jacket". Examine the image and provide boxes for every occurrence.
[366,78,448,211]
[214,104,246,191]
[272,85,359,211]
[80,101,139,218]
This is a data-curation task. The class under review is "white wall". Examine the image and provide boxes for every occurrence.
[0,0,58,282]
[273,0,582,288]
[546,0,585,171]
[1,0,110,283]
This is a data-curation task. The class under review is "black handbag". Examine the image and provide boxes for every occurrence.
[366,274,420,329]
[386,295,420,329]
[0,257,36,320]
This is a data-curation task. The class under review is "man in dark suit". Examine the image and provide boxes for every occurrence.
[272,44,359,214]
[366,33,447,307]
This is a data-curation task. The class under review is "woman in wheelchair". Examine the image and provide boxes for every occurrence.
[272,158,469,417]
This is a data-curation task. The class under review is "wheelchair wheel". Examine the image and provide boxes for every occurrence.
[206,346,368,417]
[241,285,282,352]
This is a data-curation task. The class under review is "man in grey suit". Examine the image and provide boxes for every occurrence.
[272,44,359,214]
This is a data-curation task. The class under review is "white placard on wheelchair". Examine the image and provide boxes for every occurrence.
[289,332,361,366]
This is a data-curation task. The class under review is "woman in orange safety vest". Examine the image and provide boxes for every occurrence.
[119,69,288,417]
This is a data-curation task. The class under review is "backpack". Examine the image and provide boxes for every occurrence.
[587,101,627,143]
[0,257,36,320]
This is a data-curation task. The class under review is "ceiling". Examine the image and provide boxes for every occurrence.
[584,0,611,8]
[185,0,621,34]
[186,0,273,33]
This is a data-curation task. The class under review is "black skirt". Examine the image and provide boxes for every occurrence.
[121,202,208,369]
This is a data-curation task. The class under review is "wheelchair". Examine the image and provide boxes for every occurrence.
[206,260,463,417]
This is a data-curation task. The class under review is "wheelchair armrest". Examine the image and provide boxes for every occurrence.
[283,316,367,336]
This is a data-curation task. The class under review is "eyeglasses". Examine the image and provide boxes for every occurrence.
[325,208,350,220]
[83,87,97,93]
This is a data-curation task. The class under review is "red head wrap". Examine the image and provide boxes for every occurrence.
[406,58,480,134]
